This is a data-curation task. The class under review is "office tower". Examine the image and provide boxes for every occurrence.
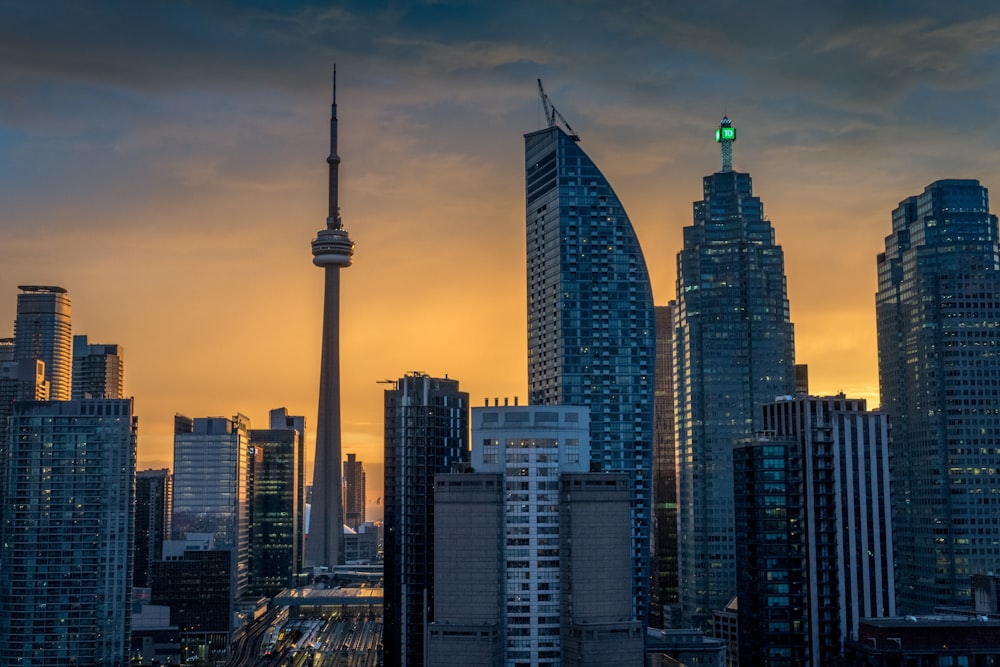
[72,334,124,398]
[384,372,469,667]
[734,395,895,667]
[249,411,304,596]
[652,303,679,628]
[13,285,72,400]
[269,407,306,579]
[344,452,366,529]
[0,398,137,666]
[525,102,656,621]
[172,414,252,598]
[876,179,1000,612]
[673,117,796,626]
[135,468,173,589]
[307,68,354,570]
[151,535,233,663]
[427,405,643,667]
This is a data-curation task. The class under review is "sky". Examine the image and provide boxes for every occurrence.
[2,1,1000,518]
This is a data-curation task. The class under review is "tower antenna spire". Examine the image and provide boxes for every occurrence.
[716,116,736,172]
[328,65,342,229]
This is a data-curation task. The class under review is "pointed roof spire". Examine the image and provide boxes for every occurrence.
[328,65,342,229]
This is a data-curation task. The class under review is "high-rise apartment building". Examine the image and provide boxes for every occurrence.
[172,414,252,598]
[134,468,173,589]
[673,117,796,626]
[525,112,656,621]
[308,68,354,570]
[427,405,642,667]
[13,285,72,400]
[0,398,137,666]
[383,372,469,667]
[652,303,679,628]
[734,395,895,667]
[249,409,305,596]
[876,179,1000,612]
[344,452,366,529]
[72,334,124,399]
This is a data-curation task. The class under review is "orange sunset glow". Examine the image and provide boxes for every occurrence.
[3,3,998,518]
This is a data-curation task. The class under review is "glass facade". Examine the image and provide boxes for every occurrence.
[172,414,252,598]
[735,396,894,667]
[673,129,796,626]
[134,468,172,589]
[383,373,469,667]
[248,424,303,597]
[875,179,1000,613]
[13,285,72,401]
[652,303,679,628]
[0,398,136,666]
[525,125,656,621]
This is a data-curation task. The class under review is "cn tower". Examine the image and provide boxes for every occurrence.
[306,67,353,569]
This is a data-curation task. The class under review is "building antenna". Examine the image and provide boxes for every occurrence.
[716,116,736,172]
[537,79,580,142]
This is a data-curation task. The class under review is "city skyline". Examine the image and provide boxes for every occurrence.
[3,2,999,509]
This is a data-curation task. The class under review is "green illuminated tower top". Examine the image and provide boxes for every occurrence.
[716,116,736,172]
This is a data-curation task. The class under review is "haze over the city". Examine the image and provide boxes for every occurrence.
[3,1,999,511]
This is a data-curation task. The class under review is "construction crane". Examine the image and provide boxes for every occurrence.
[537,79,580,142]
[376,379,397,390]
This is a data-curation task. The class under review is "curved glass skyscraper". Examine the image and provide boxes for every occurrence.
[673,118,796,626]
[525,124,656,621]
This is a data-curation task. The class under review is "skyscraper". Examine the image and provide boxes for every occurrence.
[652,303,679,628]
[525,103,656,620]
[673,117,796,626]
[134,468,173,589]
[172,414,252,598]
[383,372,469,667]
[13,285,71,400]
[72,334,124,399]
[307,67,353,570]
[269,407,306,576]
[427,405,643,667]
[734,395,895,666]
[344,452,366,529]
[0,398,137,666]
[249,410,305,596]
[876,179,1000,612]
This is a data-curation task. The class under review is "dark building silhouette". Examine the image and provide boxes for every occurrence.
[344,452,366,529]
[383,372,469,667]
[525,103,656,621]
[151,537,233,664]
[652,303,679,628]
[72,334,123,399]
[135,468,173,589]
[673,117,796,626]
[249,409,305,596]
[876,179,1000,613]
